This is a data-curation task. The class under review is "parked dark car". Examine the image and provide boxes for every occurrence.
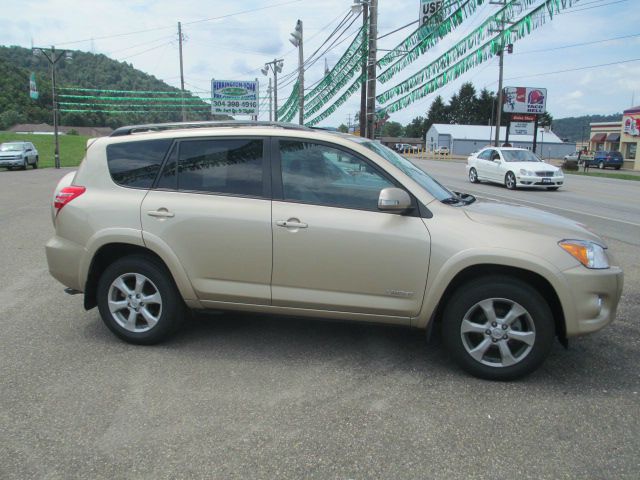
[586,151,623,170]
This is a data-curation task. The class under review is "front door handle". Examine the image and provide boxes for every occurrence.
[276,219,308,229]
[147,209,175,218]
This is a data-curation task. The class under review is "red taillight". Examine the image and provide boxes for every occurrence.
[54,186,85,213]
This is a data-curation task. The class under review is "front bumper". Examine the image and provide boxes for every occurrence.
[0,157,25,167]
[517,174,564,187]
[561,265,624,336]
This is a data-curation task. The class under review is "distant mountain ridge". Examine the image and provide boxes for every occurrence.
[0,45,220,129]
[551,114,623,142]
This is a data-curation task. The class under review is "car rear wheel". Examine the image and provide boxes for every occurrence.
[505,171,517,190]
[97,255,184,345]
[615,166,621,170]
[442,276,555,380]
[468,167,478,183]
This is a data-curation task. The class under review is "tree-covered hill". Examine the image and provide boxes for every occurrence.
[550,114,623,142]
[0,45,223,129]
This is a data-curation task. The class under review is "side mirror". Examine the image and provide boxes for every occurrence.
[378,188,412,213]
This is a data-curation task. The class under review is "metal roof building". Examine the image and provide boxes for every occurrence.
[425,124,576,159]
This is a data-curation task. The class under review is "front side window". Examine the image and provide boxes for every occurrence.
[279,140,393,210]
[478,149,492,160]
[176,138,265,197]
[106,139,172,188]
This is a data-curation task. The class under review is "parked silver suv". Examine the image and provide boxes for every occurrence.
[46,122,623,380]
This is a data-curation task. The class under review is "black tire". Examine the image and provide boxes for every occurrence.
[468,167,479,183]
[21,159,27,170]
[33,157,38,169]
[546,187,559,191]
[442,276,555,380]
[505,171,517,190]
[614,166,621,170]
[97,254,184,345]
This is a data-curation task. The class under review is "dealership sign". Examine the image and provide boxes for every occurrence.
[211,79,259,116]
[510,121,534,136]
[420,0,444,26]
[502,86,547,114]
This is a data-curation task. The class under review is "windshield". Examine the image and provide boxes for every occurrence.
[502,150,542,162]
[360,141,454,201]
[0,143,23,152]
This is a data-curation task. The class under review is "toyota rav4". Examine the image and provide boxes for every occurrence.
[45,121,623,380]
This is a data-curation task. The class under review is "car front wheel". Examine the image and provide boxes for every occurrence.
[97,255,184,344]
[598,162,604,169]
[505,171,517,190]
[442,276,555,380]
[33,156,38,169]
[468,167,478,183]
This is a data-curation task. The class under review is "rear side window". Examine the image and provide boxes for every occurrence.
[171,138,265,197]
[106,140,172,188]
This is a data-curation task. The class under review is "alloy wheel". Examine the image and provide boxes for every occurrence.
[107,273,163,333]
[459,298,536,368]
[505,172,516,189]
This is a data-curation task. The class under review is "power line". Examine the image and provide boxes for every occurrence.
[502,57,640,81]
[514,32,640,56]
[54,0,303,46]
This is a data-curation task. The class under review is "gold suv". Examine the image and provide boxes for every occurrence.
[45,122,623,380]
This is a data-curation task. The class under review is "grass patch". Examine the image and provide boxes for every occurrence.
[0,132,89,168]
[563,170,640,181]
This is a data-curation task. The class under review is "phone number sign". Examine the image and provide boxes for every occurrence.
[211,79,259,116]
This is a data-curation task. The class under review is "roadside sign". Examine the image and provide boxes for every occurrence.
[511,114,536,122]
[211,79,259,116]
[502,86,547,114]
[510,121,534,136]
[420,1,444,26]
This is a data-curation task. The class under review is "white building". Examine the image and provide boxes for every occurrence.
[425,124,576,158]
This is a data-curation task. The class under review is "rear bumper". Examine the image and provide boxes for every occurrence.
[45,235,86,292]
[562,265,624,336]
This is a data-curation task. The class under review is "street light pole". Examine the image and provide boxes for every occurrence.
[290,20,304,125]
[261,59,283,122]
[33,45,70,169]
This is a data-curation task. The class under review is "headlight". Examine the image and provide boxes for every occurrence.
[559,240,609,269]
[519,169,533,176]
[554,169,563,176]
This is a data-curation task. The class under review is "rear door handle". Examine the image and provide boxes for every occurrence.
[147,209,175,218]
[276,220,308,228]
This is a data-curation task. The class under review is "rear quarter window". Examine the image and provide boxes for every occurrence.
[106,139,172,188]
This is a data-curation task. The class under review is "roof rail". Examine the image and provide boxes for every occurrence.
[110,120,313,137]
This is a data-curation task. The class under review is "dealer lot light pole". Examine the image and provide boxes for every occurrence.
[261,59,283,122]
[289,20,304,125]
[33,46,72,169]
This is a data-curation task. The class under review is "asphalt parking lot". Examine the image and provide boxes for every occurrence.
[1,166,639,479]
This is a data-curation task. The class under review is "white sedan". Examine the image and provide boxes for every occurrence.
[466,147,564,190]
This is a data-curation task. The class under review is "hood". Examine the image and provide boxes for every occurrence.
[507,161,558,172]
[462,198,602,243]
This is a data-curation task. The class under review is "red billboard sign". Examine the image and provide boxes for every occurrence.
[511,114,536,122]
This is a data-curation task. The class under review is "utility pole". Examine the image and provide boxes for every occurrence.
[359,1,369,137]
[261,59,283,121]
[290,20,304,125]
[366,0,378,139]
[491,1,507,147]
[268,77,273,121]
[178,22,186,122]
[33,45,71,169]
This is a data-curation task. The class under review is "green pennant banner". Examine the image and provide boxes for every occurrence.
[277,80,299,121]
[379,0,578,114]
[305,74,364,127]
[378,0,482,72]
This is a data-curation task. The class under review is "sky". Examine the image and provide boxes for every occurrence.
[2,0,640,127]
